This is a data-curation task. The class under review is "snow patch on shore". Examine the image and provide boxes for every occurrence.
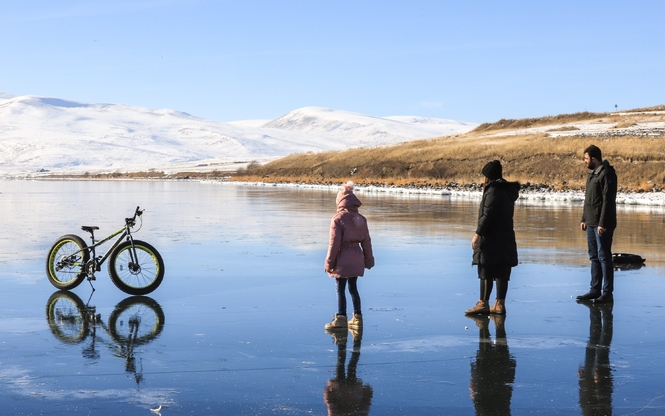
[207,180,665,212]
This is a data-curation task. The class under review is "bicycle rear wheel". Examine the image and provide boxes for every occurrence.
[46,234,89,290]
[108,240,165,295]
[45,291,88,343]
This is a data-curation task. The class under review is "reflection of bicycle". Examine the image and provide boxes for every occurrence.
[46,206,165,295]
[46,291,165,386]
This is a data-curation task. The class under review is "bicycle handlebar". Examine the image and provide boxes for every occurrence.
[125,206,145,226]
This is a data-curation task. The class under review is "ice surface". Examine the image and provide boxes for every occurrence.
[1,180,664,415]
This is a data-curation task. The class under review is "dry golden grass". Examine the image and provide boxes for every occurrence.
[614,120,638,129]
[547,126,580,132]
[622,105,665,113]
[472,111,607,133]
[232,107,665,191]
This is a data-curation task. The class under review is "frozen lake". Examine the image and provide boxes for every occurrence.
[1,180,665,415]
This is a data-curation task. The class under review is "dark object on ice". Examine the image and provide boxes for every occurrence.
[613,253,645,271]
[612,253,645,264]
[614,262,644,271]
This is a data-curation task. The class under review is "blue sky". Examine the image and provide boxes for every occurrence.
[1,1,663,123]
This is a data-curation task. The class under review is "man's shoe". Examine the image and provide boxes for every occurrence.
[465,300,490,315]
[593,294,614,304]
[576,291,600,301]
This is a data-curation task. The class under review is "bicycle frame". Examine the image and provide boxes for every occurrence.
[77,206,144,287]
[85,224,136,273]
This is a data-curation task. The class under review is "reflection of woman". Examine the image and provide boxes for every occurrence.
[466,160,520,315]
[578,303,613,416]
[324,329,373,416]
[467,314,516,415]
[324,182,374,330]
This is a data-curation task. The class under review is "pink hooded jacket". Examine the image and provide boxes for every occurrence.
[324,183,374,278]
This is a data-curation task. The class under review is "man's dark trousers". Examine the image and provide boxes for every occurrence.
[586,226,614,295]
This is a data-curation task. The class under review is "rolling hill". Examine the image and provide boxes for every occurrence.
[0,93,477,177]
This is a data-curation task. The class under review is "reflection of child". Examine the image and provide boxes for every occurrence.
[324,329,373,416]
[324,182,374,330]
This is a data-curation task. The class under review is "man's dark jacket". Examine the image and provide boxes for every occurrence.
[473,179,520,267]
[581,160,617,230]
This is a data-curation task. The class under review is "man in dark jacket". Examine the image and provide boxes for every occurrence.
[466,160,520,315]
[577,145,617,304]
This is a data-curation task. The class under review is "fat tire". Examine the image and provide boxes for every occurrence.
[46,234,89,290]
[108,296,165,345]
[108,240,164,295]
[45,291,88,343]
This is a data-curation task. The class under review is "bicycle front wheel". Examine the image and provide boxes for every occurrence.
[108,240,165,295]
[46,234,89,290]
[108,296,165,346]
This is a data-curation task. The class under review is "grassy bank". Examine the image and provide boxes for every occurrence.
[232,107,665,192]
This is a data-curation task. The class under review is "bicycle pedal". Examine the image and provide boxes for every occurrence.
[88,275,96,281]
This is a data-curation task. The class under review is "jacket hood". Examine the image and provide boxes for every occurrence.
[336,183,362,211]
[337,192,362,212]
[598,160,615,175]
[588,160,616,183]
[486,178,520,202]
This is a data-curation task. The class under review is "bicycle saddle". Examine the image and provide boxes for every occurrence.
[81,226,99,233]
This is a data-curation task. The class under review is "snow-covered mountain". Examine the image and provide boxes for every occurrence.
[259,107,475,147]
[0,93,477,177]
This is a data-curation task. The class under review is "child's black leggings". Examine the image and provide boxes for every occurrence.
[336,277,361,316]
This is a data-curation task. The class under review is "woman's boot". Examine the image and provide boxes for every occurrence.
[465,300,490,315]
[490,299,506,315]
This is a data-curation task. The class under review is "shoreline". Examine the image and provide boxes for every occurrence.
[210,179,665,211]
[8,176,665,211]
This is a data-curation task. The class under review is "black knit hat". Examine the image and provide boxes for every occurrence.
[481,160,502,180]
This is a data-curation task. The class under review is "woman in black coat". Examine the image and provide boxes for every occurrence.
[466,160,520,315]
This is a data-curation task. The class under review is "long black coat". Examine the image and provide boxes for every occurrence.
[473,179,520,267]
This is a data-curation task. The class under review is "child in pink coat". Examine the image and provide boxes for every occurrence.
[324,182,374,330]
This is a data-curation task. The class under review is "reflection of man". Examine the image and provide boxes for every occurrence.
[324,329,373,416]
[467,315,516,415]
[577,145,617,304]
[578,303,613,415]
